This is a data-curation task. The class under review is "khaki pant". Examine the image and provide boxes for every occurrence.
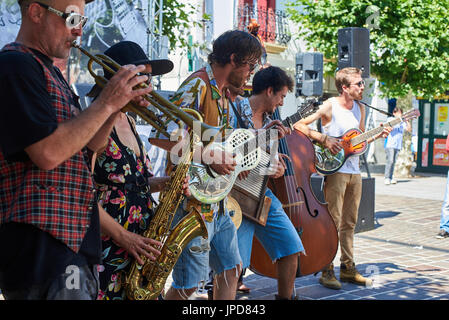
[324,172,362,266]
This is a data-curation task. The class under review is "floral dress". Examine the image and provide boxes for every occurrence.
[94,116,155,300]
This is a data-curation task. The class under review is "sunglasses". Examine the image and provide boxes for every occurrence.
[350,80,366,87]
[34,2,88,29]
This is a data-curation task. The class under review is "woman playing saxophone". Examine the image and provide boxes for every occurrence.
[86,41,190,300]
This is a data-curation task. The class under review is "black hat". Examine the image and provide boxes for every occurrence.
[87,41,174,97]
[103,41,173,77]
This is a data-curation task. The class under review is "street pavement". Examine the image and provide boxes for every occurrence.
[1,173,447,301]
[230,172,449,300]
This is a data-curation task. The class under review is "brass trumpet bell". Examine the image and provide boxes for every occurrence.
[72,41,223,143]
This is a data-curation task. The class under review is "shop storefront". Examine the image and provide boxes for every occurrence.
[416,99,449,174]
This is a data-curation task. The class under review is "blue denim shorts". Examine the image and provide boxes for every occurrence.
[237,188,305,269]
[170,202,242,290]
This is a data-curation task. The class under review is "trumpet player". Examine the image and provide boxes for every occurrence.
[0,0,152,300]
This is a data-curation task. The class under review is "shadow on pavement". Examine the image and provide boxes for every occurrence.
[374,210,400,228]
[284,262,449,300]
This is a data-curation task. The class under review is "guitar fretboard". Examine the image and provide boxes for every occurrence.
[236,105,313,154]
[281,100,317,128]
[351,117,402,146]
[282,112,303,128]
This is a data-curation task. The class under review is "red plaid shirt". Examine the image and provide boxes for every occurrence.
[0,43,95,253]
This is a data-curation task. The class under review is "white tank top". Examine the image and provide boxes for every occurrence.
[322,97,362,174]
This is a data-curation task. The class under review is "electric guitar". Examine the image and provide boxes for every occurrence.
[188,99,320,204]
[314,109,420,175]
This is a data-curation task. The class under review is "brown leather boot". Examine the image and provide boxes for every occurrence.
[319,263,341,290]
[340,263,373,286]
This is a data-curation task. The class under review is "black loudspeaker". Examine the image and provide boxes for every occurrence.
[310,176,375,233]
[337,27,370,78]
[355,177,375,233]
[295,52,323,97]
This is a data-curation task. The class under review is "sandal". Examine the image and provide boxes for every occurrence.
[237,283,251,293]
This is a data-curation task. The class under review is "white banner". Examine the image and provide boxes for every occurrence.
[0,0,167,179]
[0,1,21,48]
[0,1,150,57]
[82,0,149,53]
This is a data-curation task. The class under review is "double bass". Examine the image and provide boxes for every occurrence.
[250,102,338,277]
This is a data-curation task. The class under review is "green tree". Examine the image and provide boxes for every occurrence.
[156,0,210,54]
[285,0,449,99]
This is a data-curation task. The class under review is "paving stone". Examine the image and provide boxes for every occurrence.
[3,175,447,301]
[235,175,449,300]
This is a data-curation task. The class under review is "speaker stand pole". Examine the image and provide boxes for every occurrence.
[361,153,371,178]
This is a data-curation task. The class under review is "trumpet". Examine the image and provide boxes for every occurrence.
[71,41,222,141]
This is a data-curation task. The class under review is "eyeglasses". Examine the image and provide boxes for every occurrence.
[241,59,259,72]
[34,2,88,29]
[248,62,259,72]
[350,80,365,87]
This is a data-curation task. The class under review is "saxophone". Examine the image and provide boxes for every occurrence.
[125,124,208,300]
[70,43,216,300]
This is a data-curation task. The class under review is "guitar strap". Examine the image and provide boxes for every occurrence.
[317,100,390,132]
[228,98,249,129]
[317,118,323,133]
[220,97,248,218]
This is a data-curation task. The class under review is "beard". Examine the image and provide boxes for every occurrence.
[351,90,363,101]
[55,43,72,59]
[42,23,75,59]
[227,69,246,89]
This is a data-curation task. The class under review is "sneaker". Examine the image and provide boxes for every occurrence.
[391,179,397,184]
[340,263,373,287]
[319,264,342,290]
[384,179,391,185]
[436,229,449,239]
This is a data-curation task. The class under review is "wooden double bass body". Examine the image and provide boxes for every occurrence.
[249,122,339,278]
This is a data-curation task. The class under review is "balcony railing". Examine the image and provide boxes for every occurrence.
[236,4,291,46]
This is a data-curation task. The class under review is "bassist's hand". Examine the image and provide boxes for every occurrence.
[263,120,291,139]
[268,153,287,179]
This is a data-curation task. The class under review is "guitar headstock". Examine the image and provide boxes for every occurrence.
[299,98,321,119]
[402,109,421,122]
